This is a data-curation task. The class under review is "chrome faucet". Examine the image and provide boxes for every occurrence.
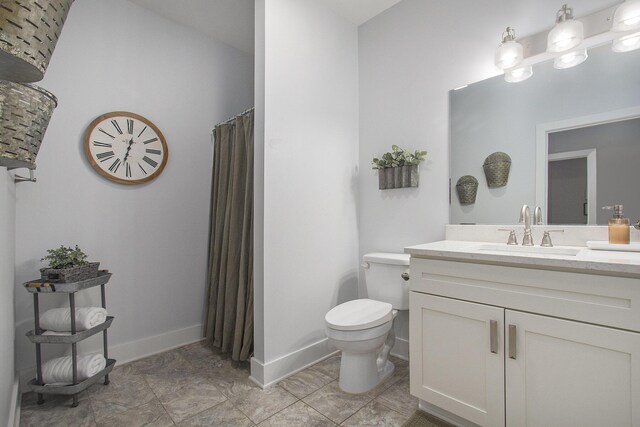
[519,204,534,246]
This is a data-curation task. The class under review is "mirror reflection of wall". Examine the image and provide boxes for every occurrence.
[548,118,640,225]
[450,44,640,225]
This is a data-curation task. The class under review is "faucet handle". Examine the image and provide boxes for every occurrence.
[634,220,640,231]
[499,228,518,245]
[541,229,564,247]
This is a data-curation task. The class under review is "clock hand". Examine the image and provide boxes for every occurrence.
[123,138,134,163]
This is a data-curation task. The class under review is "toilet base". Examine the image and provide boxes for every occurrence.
[338,352,395,394]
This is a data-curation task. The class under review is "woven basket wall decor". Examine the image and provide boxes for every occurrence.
[0,80,57,169]
[483,152,511,188]
[456,175,479,205]
[0,0,75,82]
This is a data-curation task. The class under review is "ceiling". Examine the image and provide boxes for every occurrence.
[128,0,402,54]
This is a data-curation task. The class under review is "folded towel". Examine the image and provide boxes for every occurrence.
[41,354,107,385]
[40,307,107,332]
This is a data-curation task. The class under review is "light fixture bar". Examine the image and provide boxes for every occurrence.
[516,4,636,68]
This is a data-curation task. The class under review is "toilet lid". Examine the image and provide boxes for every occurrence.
[325,299,393,331]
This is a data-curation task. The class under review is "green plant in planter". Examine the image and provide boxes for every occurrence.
[41,245,88,269]
[371,156,391,169]
[405,149,428,165]
[372,146,428,168]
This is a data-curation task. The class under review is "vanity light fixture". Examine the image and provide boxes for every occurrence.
[611,0,640,32]
[504,66,533,83]
[547,4,584,53]
[553,48,588,69]
[495,27,524,70]
[612,32,640,51]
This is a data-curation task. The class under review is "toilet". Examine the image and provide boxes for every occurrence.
[325,252,410,394]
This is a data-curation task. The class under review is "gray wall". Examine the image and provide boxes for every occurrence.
[549,118,640,224]
[0,170,16,425]
[14,0,254,379]
[450,44,640,224]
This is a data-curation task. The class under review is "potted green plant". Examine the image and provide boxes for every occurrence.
[40,245,100,283]
[372,146,427,190]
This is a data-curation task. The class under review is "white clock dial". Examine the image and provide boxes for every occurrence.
[84,112,168,185]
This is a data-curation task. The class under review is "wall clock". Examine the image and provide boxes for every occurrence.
[84,111,168,185]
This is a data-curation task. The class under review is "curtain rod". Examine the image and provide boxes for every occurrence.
[215,107,255,127]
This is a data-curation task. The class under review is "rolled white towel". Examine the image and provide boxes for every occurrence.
[40,307,107,332]
[41,354,107,385]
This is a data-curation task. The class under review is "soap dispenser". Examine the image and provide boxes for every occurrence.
[602,205,630,244]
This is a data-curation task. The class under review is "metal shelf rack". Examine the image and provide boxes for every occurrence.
[23,271,115,407]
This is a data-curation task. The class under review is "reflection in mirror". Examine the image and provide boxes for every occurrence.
[450,44,640,225]
[548,118,640,225]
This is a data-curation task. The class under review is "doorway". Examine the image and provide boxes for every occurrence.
[548,157,588,224]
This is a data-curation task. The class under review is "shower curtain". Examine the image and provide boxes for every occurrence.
[205,109,254,362]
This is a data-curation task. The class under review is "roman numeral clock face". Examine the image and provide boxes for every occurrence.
[84,112,168,185]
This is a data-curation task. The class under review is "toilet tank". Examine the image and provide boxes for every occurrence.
[363,252,410,310]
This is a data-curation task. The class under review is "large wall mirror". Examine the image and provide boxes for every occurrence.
[450,44,640,225]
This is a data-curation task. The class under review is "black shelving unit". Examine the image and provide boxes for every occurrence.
[23,272,116,407]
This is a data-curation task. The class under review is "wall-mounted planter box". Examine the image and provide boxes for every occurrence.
[0,81,58,169]
[379,165,419,190]
[456,175,479,205]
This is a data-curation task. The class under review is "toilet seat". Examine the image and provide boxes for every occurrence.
[325,299,393,331]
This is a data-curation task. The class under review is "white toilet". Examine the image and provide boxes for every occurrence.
[325,252,410,393]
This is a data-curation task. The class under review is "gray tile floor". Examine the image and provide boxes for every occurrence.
[19,341,420,426]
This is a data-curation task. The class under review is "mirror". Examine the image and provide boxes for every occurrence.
[450,44,640,225]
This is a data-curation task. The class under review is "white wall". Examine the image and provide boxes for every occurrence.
[253,0,359,386]
[0,169,16,426]
[14,0,253,380]
[358,0,618,355]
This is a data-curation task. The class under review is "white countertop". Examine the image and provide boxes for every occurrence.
[405,240,640,278]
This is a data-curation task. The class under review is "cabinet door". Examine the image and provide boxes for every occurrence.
[506,310,640,427]
[410,293,505,427]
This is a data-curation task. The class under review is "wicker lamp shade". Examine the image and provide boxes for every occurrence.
[0,0,75,83]
[0,80,57,169]
[456,175,479,205]
[483,152,511,188]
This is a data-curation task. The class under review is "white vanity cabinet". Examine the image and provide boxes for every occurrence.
[409,257,640,427]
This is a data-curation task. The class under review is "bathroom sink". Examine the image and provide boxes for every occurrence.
[476,244,581,257]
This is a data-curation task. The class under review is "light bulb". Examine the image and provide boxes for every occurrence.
[547,5,584,53]
[612,32,640,52]
[554,48,588,69]
[495,27,524,70]
[612,0,640,32]
[504,66,533,83]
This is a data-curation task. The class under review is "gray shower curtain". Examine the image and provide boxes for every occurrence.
[205,109,254,362]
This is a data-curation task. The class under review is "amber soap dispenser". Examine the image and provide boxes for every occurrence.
[602,205,630,244]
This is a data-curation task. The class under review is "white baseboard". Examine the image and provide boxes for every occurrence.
[19,324,204,391]
[8,374,20,427]
[390,336,409,361]
[250,338,338,388]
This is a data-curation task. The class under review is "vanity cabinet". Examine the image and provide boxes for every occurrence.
[409,257,640,427]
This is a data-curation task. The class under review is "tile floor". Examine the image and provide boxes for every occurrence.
[19,341,425,426]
